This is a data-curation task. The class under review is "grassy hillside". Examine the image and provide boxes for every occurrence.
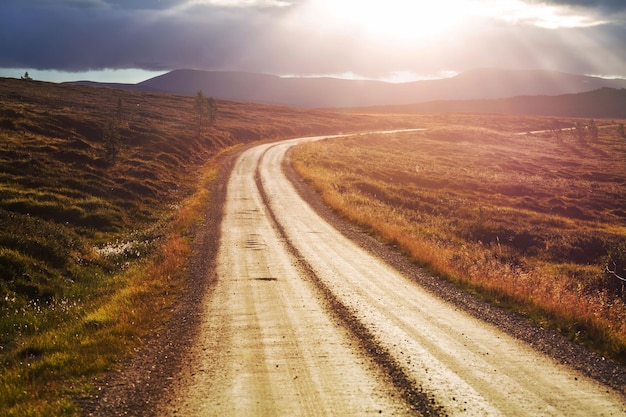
[0,78,417,415]
[292,114,626,363]
[355,87,626,119]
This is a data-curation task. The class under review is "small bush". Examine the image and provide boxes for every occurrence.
[604,243,626,297]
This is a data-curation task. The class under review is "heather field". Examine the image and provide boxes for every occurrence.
[292,114,626,363]
[0,78,416,415]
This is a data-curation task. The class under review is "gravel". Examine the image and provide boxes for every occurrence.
[79,142,625,416]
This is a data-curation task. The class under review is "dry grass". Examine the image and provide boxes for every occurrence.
[0,161,214,417]
[292,114,626,363]
[0,77,421,415]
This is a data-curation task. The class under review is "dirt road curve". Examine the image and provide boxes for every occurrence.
[159,135,626,416]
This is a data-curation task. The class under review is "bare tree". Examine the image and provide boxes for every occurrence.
[573,121,586,143]
[549,119,562,142]
[605,245,626,297]
[195,91,207,136]
[606,262,626,282]
[206,97,217,124]
[194,91,218,137]
[116,97,124,125]
[103,120,121,163]
[588,119,599,142]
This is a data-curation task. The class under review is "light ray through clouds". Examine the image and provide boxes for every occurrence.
[307,0,607,40]
[485,0,608,28]
[0,0,625,82]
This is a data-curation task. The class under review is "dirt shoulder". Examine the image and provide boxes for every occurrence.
[282,147,626,397]
[79,150,238,417]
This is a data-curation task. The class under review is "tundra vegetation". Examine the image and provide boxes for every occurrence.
[292,114,626,364]
[0,77,415,416]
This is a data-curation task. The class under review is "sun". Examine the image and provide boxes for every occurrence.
[317,0,474,39]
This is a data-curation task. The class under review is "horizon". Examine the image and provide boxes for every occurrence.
[2,67,626,86]
[0,67,462,84]
[0,68,166,84]
[0,67,453,84]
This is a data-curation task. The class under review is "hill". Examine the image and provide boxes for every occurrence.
[356,87,626,118]
[0,77,417,415]
[0,76,413,310]
[70,68,626,108]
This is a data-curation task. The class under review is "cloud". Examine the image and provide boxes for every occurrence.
[537,0,626,13]
[192,0,294,7]
[1,0,625,79]
[0,1,288,70]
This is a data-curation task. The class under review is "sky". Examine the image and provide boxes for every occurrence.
[1,0,626,83]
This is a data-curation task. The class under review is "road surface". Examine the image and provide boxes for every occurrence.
[159,134,626,416]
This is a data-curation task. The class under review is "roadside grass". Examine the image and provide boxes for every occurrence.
[0,163,209,416]
[0,77,420,415]
[292,115,626,363]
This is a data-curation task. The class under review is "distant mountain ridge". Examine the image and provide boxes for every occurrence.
[356,87,626,119]
[70,68,626,111]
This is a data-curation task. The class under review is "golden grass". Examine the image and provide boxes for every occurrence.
[292,115,626,362]
[0,158,217,417]
[0,77,422,414]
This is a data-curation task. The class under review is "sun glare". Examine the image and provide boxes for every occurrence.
[319,0,471,39]
[311,0,606,40]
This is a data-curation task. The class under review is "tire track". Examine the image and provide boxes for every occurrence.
[255,144,444,416]
[258,135,626,417]
[159,140,416,416]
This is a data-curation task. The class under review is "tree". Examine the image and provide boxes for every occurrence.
[206,96,217,124]
[194,91,217,137]
[588,119,599,142]
[194,90,206,136]
[616,124,626,150]
[549,119,562,142]
[103,120,121,163]
[573,121,586,143]
[116,97,124,125]
[102,98,124,163]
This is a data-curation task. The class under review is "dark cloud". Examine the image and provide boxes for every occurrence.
[1,0,625,79]
[105,0,186,10]
[0,1,289,71]
[3,0,186,10]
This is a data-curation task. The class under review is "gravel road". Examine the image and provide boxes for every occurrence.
[157,140,413,416]
[85,133,626,417]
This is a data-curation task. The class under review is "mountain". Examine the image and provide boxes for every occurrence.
[68,80,151,92]
[71,68,626,109]
[354,87,626,118]
[134,70,394,107]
